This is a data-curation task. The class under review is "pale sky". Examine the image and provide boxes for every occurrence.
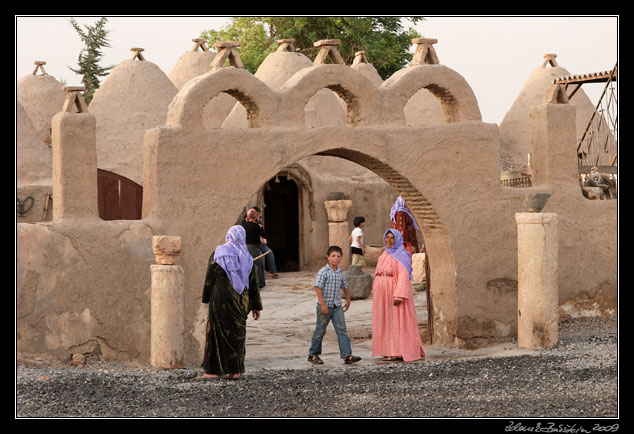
[15,15,618,124]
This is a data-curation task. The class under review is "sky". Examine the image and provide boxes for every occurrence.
[15,15,618,125]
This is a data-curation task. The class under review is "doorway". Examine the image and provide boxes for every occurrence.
[263,175,300,272]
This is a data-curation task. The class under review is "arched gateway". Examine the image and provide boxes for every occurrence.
[143,58,509,348]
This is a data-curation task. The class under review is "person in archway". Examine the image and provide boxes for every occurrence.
[349,216,367,267]
[197,225,262,381]
[242,208,268,288]
[390,196,420,255]
[372,229,425,363]
[251,206,279,279]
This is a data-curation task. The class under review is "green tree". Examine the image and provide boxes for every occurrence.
[201,17,423,79]
[68,17,114,104]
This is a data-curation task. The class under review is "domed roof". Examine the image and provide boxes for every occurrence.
[89,50,178,185]
[403,89,444,127]
[17,101,52,186]
[499,54,601,171]
[252,49,314,89]
[350,51,383,87]
[17,62,68,144]
[166,39,243,129]
[168,39,217,90]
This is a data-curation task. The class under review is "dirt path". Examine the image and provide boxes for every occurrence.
[244,269,532,370]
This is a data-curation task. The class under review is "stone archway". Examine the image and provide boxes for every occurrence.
[315,148,453,342]
[143,122,471,350]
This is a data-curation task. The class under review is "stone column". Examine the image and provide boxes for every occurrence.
[324,200,353,270]
[515,212,559,350]
[51,86,98,220]
[150,236,184,368]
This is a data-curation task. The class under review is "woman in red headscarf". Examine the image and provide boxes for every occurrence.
[390,196,420,255]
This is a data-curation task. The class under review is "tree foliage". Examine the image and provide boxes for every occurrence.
[201,17,423,79]
[68,17,114,104]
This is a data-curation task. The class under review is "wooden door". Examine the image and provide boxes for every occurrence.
[97,169,143,220]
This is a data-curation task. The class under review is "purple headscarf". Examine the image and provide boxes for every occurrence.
[213,225,254,294]
[390,196,420,231]
[383,229,413,280]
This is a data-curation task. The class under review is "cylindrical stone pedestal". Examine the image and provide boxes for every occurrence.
[150,265,184,368]
[328,221,350,270]
[150,235,184,368]
[324,200,353,270]
[515,212,559,350]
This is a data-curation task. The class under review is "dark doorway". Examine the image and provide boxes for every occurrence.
[263,175,300,272]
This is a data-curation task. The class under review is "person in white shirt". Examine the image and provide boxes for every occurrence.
[350,216,366,266]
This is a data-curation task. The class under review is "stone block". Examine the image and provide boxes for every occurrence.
[71,353,85,366]
[344,265,373,300]
[412,252,427,282]
[152,236,182,265]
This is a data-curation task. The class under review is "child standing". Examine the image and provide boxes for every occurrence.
[308,246,362,365]
[350,216,366,267]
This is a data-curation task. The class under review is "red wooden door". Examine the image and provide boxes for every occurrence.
[98,169,143,220]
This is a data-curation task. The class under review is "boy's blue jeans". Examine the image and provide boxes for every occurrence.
[309,304,352,358]
[260,245,277,274]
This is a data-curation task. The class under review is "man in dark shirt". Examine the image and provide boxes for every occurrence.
[243,206,280,278]
[243,209,267,288]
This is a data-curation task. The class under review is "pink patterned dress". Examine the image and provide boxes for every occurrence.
[372,252,425,362]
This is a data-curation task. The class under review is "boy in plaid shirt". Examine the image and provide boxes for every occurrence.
[308,246,362,365]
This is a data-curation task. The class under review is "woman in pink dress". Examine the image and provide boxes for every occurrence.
[372,229,425,362]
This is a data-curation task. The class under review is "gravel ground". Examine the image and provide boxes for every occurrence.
[16,316,618,420]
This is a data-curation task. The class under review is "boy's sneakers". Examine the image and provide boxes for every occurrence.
[343,355,362,364]
[308,355,362,365]
[308,355,324,365]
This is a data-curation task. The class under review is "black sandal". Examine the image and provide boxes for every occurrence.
[344,355,362,364]
[308,355,324,365]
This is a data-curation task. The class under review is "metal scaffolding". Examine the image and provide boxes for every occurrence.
[554,63,618,172]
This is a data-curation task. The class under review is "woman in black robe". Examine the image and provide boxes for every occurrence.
[197,225,262,380]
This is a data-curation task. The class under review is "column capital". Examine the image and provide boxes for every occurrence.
[152,235,182,264]
[324,200,352,222]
